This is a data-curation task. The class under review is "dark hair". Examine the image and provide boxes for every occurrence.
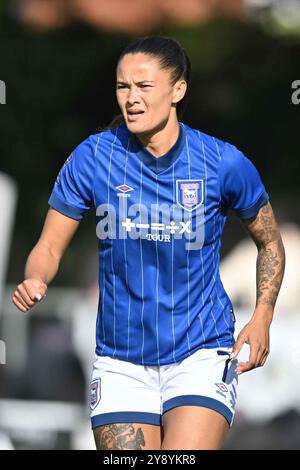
[105,35,191,130]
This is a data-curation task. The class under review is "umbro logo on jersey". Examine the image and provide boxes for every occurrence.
[116,184,133,192]
[116,185,134,198]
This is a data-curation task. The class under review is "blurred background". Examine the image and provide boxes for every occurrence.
[0,0,300,450]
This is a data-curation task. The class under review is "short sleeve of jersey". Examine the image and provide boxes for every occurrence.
[48,135,96,220]
[218,143,269,219]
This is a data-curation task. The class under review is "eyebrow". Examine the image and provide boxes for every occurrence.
[116,80,155,85]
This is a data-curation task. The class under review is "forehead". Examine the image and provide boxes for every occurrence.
[117,53,169,81]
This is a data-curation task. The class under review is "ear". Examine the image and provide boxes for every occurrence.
[172,80,187,104]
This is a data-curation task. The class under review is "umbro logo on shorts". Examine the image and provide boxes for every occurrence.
[215,383,228,393]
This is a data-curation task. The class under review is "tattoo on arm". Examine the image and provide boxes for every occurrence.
[240,202,285,309]
[94,423,146,450]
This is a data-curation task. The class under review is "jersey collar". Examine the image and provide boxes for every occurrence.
[130,123,186,174]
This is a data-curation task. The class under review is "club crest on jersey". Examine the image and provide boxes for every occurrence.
[90,379,101,410]
[176,179,204,212]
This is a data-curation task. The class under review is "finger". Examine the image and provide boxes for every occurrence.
[249,343,261,367]
[252,344,270,369]
[34,289,47,302]
[237,356,261,374]
[255,349,266,368]
[260,350,270,367]
[23,280,47,301]
[13,291,31,310]
[236,361,246,374]
[12,295,29,313]
[236,361,255,374]
[16,284,36,306]
[236,344,260,374]
[230,336,245,360]
[260,356,267,367]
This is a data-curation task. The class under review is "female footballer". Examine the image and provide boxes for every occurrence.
[12,36,285,450]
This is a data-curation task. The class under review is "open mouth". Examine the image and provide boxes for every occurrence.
[127,110,144,121]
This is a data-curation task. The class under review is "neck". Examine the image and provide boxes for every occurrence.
[135,117,180,158]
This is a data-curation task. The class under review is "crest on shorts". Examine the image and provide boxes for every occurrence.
[90,379,101,410]
[176,179,204,212]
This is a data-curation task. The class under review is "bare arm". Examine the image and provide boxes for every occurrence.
[12,208,80,312]
[231,201,285,373]
[241,201,285,318]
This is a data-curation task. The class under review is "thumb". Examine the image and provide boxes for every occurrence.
[230,336,245,360]
[34,287,47,302]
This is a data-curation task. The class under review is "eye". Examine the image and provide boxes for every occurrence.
[116,84,128,89]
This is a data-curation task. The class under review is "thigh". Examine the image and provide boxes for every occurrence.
[161,406,229,450]
[90,355,162,449]
[93,423,162,450]
[160,347,238,450]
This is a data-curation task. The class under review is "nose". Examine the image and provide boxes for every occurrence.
[127,86,141,105]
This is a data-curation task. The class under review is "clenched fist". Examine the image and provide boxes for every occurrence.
[12,278,47,313]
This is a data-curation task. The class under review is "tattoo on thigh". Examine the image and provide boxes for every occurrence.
[94,423,146,450]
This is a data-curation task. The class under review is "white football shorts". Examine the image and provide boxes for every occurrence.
[90,347,238,429]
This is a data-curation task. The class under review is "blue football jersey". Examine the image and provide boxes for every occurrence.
[48,122,269,365]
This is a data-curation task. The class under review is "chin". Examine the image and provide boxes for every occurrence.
[126,118,163,137]
[126,121,147,134]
